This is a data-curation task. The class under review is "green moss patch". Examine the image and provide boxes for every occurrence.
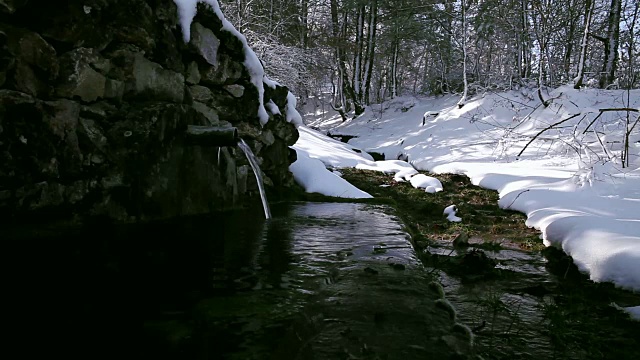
[339,169,544,253]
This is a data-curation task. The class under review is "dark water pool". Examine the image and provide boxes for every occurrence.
[6,203,469,359]
[11,201,636,360]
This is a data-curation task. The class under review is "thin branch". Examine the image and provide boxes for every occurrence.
[505,189,530,209]
[582,108,639,135]
[582,111,604,134]
[598,108,639,112]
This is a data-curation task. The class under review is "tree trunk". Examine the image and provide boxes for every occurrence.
[458,0,468,108]
[599,0,622,88]
[300,0,308,48]
[352,4,366,105]
[363,0,378,105]
[574,0,594,88]
[531,2,549,107]
[330,0,363,116]
[563,0,578,81]
[520,0,531,78]
[625,0,639,89]
[391,38,399,98]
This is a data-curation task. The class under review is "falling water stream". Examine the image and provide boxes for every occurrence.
[237,139,271,219]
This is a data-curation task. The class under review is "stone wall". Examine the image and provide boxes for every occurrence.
[0,0,299,222]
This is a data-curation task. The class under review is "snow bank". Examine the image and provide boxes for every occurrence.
[409,174,443,193]
[290,126,451,198]
[289,150,372,199]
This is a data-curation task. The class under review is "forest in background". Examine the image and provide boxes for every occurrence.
[219,0,639,117]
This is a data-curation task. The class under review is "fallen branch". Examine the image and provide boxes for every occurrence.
[518,113,582,157]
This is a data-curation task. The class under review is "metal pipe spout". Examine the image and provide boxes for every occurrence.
[185,125,239,147]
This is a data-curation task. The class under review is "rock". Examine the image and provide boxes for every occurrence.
[199,53,242,86]
[458,249,497,275]
[12,59,51,97]
[236,165,249,194]
[43,100,81,142]
[0,88,36,113]
[220,147,238,196]
[89,194,129,220]
[185,62,201,84]
[35,0,114,51]
[0,24,58,96]
[17,181,65,211]
[57,64,105,102]
[114,26,155,54]
[64,180,88,204]
[104,78,124,101]
[264,83,289,109]
[56,48,113,102]
[62,48,111,75]
[189,22,220,66]
[1,23,59,78]
[41,99,82,175]
[236,122,261,140]
[78,118,108,153]
[183,84,193,105]
[124,53,185,103]
[260,130,275,146]
[152,26,185,73]
[452,232,469,247]
[224,84,244,98]
[192,101,219,125]
[100,174,123,190]
[79,101,117,121]
[189,85,214,103]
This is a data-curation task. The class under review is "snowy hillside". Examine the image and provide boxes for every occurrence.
[290,86,640,318]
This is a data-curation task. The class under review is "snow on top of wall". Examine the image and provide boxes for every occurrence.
[286,92,303,126]
[265,100,281,115]
[263,76,279,89]
[173,0,269,125]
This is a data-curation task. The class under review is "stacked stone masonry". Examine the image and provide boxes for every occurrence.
[0,0,299,222]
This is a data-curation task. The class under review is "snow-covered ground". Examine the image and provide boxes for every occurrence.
[289,86,640,319]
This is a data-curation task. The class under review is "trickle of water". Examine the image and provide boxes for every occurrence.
[237,138,271,219]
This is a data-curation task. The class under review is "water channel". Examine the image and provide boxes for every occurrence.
[6,202,639,359]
